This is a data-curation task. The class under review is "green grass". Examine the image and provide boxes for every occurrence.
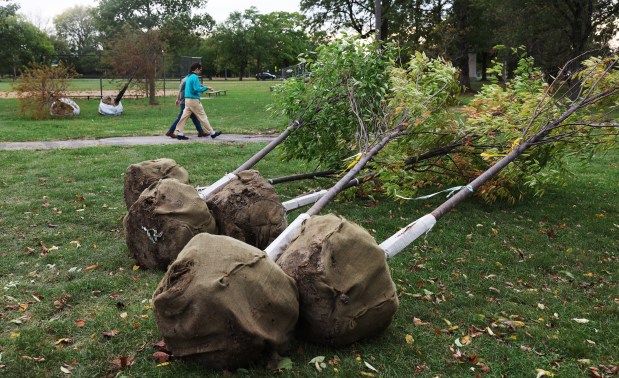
[0,81,285,142]
[0,78,282,92]
[0,141,616,377]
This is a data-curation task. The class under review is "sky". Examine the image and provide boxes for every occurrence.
[14,0,302,29]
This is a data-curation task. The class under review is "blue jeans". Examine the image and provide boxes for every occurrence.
[167,102,203,134]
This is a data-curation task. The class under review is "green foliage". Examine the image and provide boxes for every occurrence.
[274,38,617,205]
[272,36,398,167]
[212,8,312,78]
[0,8,56,77]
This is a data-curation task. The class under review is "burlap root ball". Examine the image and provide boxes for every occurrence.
[206,170,287,249]
[124,178,217,270]
[153,233,299,370]
[124,158,189,209]
[276,214,399,346]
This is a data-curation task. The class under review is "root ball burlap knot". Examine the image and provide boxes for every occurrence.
[124,158,189,209]
[124,178,217,270]
[153,233,299,370]
[277,214,399,346]
[206,170,287,249]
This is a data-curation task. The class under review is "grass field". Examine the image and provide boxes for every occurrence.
[0,81,285,142]
[0,77,280,93]
[0,81,617,377]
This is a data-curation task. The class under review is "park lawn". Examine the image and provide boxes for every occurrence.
[0,80,285,142]
[0,141,616,377]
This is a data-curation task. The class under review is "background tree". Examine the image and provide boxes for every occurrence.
[104,28,164,105]
[53,6,100,76]
[95,0,210,103]
[0,3,55,78]
[214,8,260,80]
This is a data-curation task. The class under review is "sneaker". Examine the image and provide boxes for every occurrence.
[197,131,208,137]
[177,135,189,140]
[211,131,222,139]
[165,131,176,138]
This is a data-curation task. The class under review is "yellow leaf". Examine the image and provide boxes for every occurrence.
[583,272,593,277]
[512,321,526,327]
[460,335,471,345]
[595,213,605,219]
[360,373,375,377]
[157,362,171,367]
[405,334,414,344]
[132,265,140,271]
[10,332,20,339]
[536,368,555,377]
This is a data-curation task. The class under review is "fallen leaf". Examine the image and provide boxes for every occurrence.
[572,318,590,324]
[75,319,85,327]
[109,355,136,371]
[309,356,326,372]
[120,312,128,319]
[535,368,555,377]
[102,330,119,339]
[405,334,414,344]
[153,351,170,363]
[10,332,20,339]
[83,264,98,271]
[364,361,379,372]
[276,357,293,370]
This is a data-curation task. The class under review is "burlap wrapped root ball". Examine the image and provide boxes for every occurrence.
[124,178,217,270]
[124,158,189,209]
[153,233,299,370]
[276,214,399,346]
[206,170,287,249]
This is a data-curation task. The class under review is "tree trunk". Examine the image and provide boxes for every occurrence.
[148,74,157,105]
[481,51,489,81]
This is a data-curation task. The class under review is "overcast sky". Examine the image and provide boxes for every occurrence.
[14,0,301,29]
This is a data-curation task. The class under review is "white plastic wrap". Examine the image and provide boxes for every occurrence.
[265,213,311,261]
[50,98,80,116]
[379,214,437,259]
[282,190,328,212]
[98,100,123,116]
[197,173,238,200]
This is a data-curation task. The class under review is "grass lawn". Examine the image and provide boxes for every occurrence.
[0,140,616,377]
[0,80,285,142]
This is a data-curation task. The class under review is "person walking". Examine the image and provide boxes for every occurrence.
[174,62,222,140]
[165,74,207,138]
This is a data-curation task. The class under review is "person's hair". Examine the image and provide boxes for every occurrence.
[190,62,202,72]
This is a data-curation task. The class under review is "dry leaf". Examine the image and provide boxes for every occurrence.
[75,319,85,327]
[572,318,590,324]
[364,361,378,372]
[153,351,170,363]
[102,330,119,338]
[405,334,414,344]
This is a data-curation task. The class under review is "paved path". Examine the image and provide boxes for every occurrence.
[0,134,277,151]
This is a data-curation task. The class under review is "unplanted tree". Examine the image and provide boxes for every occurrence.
[269,38,618,347]
[13,62,78,119]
